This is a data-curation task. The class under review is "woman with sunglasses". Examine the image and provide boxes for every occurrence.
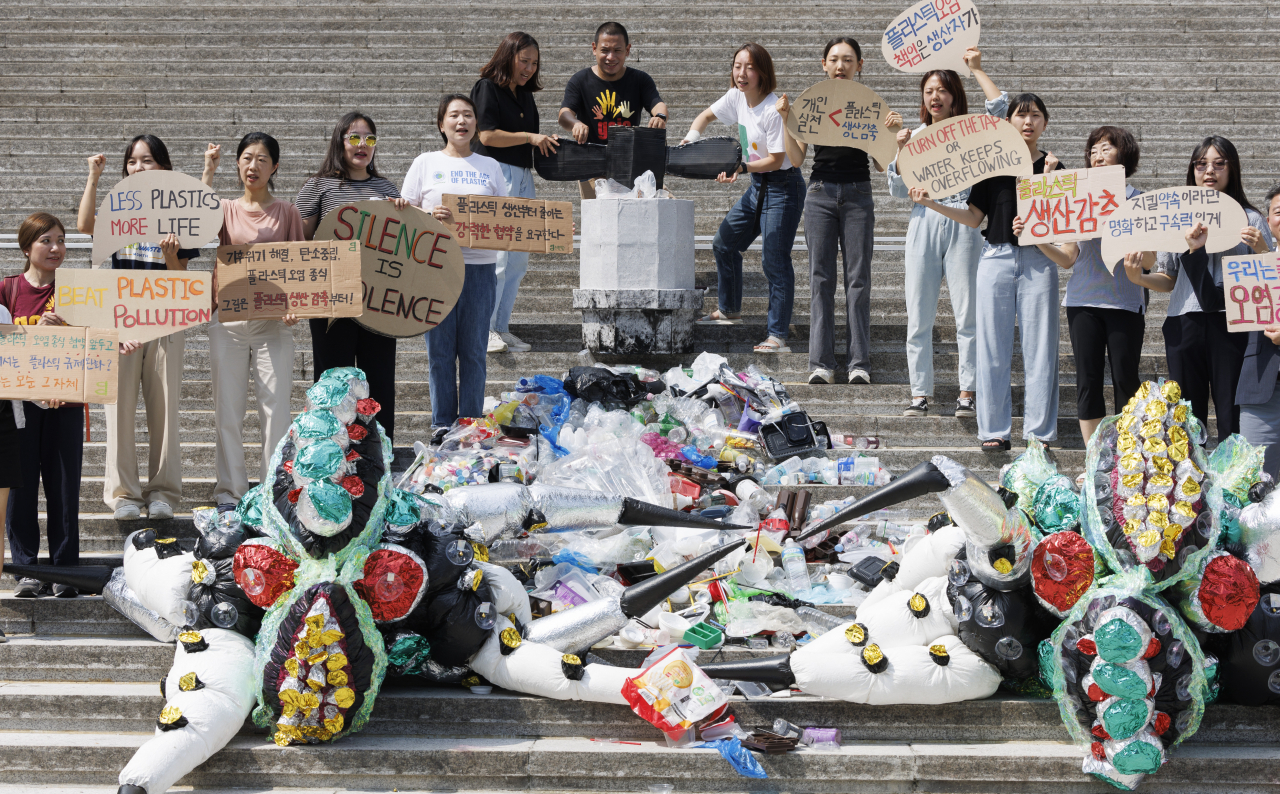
[297,112,409,439]
[1146,136,1272,441]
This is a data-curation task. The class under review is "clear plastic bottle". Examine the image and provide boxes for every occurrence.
[781,539,811,599]
[735,479,774,514]
[795,605,845,636]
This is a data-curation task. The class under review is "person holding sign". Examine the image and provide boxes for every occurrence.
[402,95,508,431]
[1149,136,1272,442]
[472,32,559,356]
[208,133,306,510]
[1237,184,1280,476]
[774,37,902,384]
[687,42,804,353]
[887,48,1007,417]
[76,134,217,522]
[297,112,409,440]
[909,94,1061,450]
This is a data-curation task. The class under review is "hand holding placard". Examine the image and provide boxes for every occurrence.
[782,80,899,167]
[1223,253,1280,333]
[1015,165,1125,247]
[55,269,213,343]
[895,113,1032,200]
[882,0,981,76]
[1100,187,1249,268]
[216,241,362,321]
[90,170,222,266]
[0,325,119,403]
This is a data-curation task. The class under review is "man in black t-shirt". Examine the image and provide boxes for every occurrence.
[558,21,668,147]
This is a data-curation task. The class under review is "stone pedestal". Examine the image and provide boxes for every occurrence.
[576,199,702,353]
[573,289,705,354]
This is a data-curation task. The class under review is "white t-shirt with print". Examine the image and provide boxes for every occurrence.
[709,88,791,171]
[401,150,509,264]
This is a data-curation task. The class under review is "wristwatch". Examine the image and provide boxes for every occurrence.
[654,113,667,120]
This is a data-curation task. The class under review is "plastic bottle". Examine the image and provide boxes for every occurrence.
[734,479,774,514]
[795,606,845,636]
[781,539,810,599]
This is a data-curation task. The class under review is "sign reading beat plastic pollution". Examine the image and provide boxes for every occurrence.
[442,195,574,254]
[783,80,899,166]
[1015,165,1125,248]
[54,269,213,343]
[216,241,362,321]
[881,0,981,76]
[1223,253,1280,332]
[90,170,222,267]
[1100,187,1250,270]
[0,324,119,403]
[313,200,464,338]
[895,113,1032,199]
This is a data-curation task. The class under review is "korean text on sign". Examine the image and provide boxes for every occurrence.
[0,325,119,403]
[1224,253,1280,333]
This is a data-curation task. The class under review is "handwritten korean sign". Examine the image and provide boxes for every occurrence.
[895,113,1032,199]
[443,195,574,255]
[1100,187,1249,269]
[313,201,465,338]
[783,79,898,166]
[91,170,222,267]
[55,269,213,344]
[1224,253,1280,333]
[1016,165,1125,248]
[216,241,361,321]
[881,0,981,76]
[0,325,118,403]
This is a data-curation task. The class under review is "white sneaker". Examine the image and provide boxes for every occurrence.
[487,331,508,354]
[808,368,833,385]
[498,331,531,352]
[848,368,872,384]
[148,501,174,520]
[113,503,141,520]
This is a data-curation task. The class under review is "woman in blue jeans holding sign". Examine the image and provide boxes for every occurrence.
[687,42,804,353]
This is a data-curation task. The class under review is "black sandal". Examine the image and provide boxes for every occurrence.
[981,438,1011,451]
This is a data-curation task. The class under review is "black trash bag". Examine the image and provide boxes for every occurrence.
[189,554,264,638]
[534,140,608,182]
[1206,584,1280,706]
[411,578,497,667]
[387,522,479,598]
[665,137,742,180]
[947,552,1052,682]
[563,366,654,405]
[380,629,475,687]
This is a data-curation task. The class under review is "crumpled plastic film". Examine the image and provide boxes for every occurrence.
[297,480,354,537]
[1033,474,1082,532]
[291,410,349,449]
[699,737,768,779]
[1001,438,1060,518]
[102,566,181,643]
[536,435,672,507]
[292,439,349,486]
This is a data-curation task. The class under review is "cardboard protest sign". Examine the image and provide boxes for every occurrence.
[54,269,213,344]
[443,195,574,254]
[1100,187,1250,269]
[896,113,1032,200]
[1016,165,1125,248]
[313,201,464,338]
[783,80,898,166]
[0,324,119,403]
[90,171,222,267]
[882,0,981,76]
[1223,253,1280,333]
[216,241,362,321]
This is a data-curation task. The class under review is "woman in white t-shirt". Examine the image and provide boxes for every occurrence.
[684,42,805,352]
[402,95,508,430]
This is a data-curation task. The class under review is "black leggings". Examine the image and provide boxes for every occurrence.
[1067,306,1145,421]
[6,402,82,566]
[1163,311,1246,441]
[309,318,398,440]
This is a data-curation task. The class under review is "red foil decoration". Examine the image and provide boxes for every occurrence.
[356,398,381,417]
[353,548,426,622]
[1077,637,1098,656]
[1091,724,1111,740]
[1087,683,1105,702]
[1143,638,1162,659]
[346,424,368,442]
[341,475,365,498]
[1091,741,1107,761]
[1200,554,1261,631]
[233,544,299,608]
[1152,712,1171,735]
[1031,531,1095,614]
[287,488,301,504]
[345,450,361,462]
[283,459,294,473]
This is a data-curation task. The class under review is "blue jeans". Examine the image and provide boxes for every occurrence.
[425,263,497,427]
[975,243,1060,442]
[712,168,805,340]
[491,163,535,333]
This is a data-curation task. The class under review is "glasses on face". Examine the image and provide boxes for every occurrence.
[1194,159,1228,173]
[346,134,377,147]
[1089,145,1115,159]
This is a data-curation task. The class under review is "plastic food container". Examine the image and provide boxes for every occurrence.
[470,685,493,695]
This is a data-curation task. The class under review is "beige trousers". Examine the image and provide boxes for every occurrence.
[208,313,295,506]
[104,331,184,510]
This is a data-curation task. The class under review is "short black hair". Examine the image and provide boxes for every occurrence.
[1265,183,1280,211]
[822,36,861,61]
[437,94,476,142]
[236,132,281,190]
[1084,126,1140,178]
[122,134,172,177]
[594,21,628,45]
[1006,93,1049,122]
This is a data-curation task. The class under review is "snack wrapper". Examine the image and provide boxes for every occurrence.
[622,647,728,739]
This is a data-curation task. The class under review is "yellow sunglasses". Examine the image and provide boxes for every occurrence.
[346,134,378,147]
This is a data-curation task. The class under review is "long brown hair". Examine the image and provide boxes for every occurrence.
[17,212,65,273]
[312,111,380,181]
[917,70,968,124]
[479,32,541,92]
[731,43,777,96]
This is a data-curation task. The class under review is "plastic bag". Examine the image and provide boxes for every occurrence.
[634,170,657,198]
[698,737,768,779]
[621,646,728,739]
[593,177,640,199]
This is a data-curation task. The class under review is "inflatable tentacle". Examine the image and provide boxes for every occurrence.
[796,461,952,543]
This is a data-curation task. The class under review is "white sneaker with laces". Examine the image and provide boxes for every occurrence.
[148,501,174,520]
[487,331,508,354]
[808,368,833,385]
[848,368,872,384]
[498,331,531,352]
[113,503,141,521]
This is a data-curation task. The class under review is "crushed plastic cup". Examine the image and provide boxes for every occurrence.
[648,785,675,794]
[747,637,769,651]
[470,685,493,695]
[734,680,773,699]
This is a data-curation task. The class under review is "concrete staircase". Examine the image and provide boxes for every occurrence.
[3,0,1280,791]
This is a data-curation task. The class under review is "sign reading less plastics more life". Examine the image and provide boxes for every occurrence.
[0,325,119,404]
[313,201,465,339]
[1015,165,1126,249]
[54,269,213,344]
[895,113,1032,200]
[216,241,362,321]
[881,0,981,77]
[443,195,574,254]
[1222,253,1280,333]
[1100,187,1250,269]
[783,79,898,167]
[90,170,222,267]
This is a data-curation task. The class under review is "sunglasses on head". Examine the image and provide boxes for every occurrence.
[346,134,377,147]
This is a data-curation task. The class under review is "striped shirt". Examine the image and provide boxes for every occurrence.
[294,174,401,220]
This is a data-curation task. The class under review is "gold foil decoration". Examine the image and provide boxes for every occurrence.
[324,714,344,734]
[1121,474,1145,490]
[845,623,867,646]
[179,630,203,644]
[1149,455,1174,475]
[472,543,490,563]
[862,644,885,665]
[1180,478,1201,498]
[1147,494,1169,512]
[993,558,1013,575]
[908,594,927,612]
[326,653,348,671]
[1118,432,1138,453]
[1136,382,1152,400]
[1144,438,1167,457]
[1137,529,1161,548]
[1145,399,1168,421]
[1118,413,1138,433]
[1161,381,1182,403]
[274,723,303,746]
[1173,501,1196,521]
[563,654,582,665]
[158,705,184,725]
[280,688,320,718]
[1149,512,1170,530]
[1173,405,1188,424]
[284,658,300,678]
[1168,441,1189,463]
[333,687,356,709]
[294,639,310,658]
[470,569,484,591]
[1120,453,1145,474]
[178,672,201,692]
[1124,519,1143,536]
[1161,525,1183,558]
[1169,426,1189,445]
[1148,473,1174,491]
[929,644,948,657]
[190,559,210,584]
[308,650,328,666]
[328,670,348,687]
[1140,419,1164,439]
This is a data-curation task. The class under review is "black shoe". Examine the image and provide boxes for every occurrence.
[13,577,41,598]
[53,583,79,599]
[0,627,7,643]
[955,397,977,418]
[903,396,928,417]
[34,581,53,598]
